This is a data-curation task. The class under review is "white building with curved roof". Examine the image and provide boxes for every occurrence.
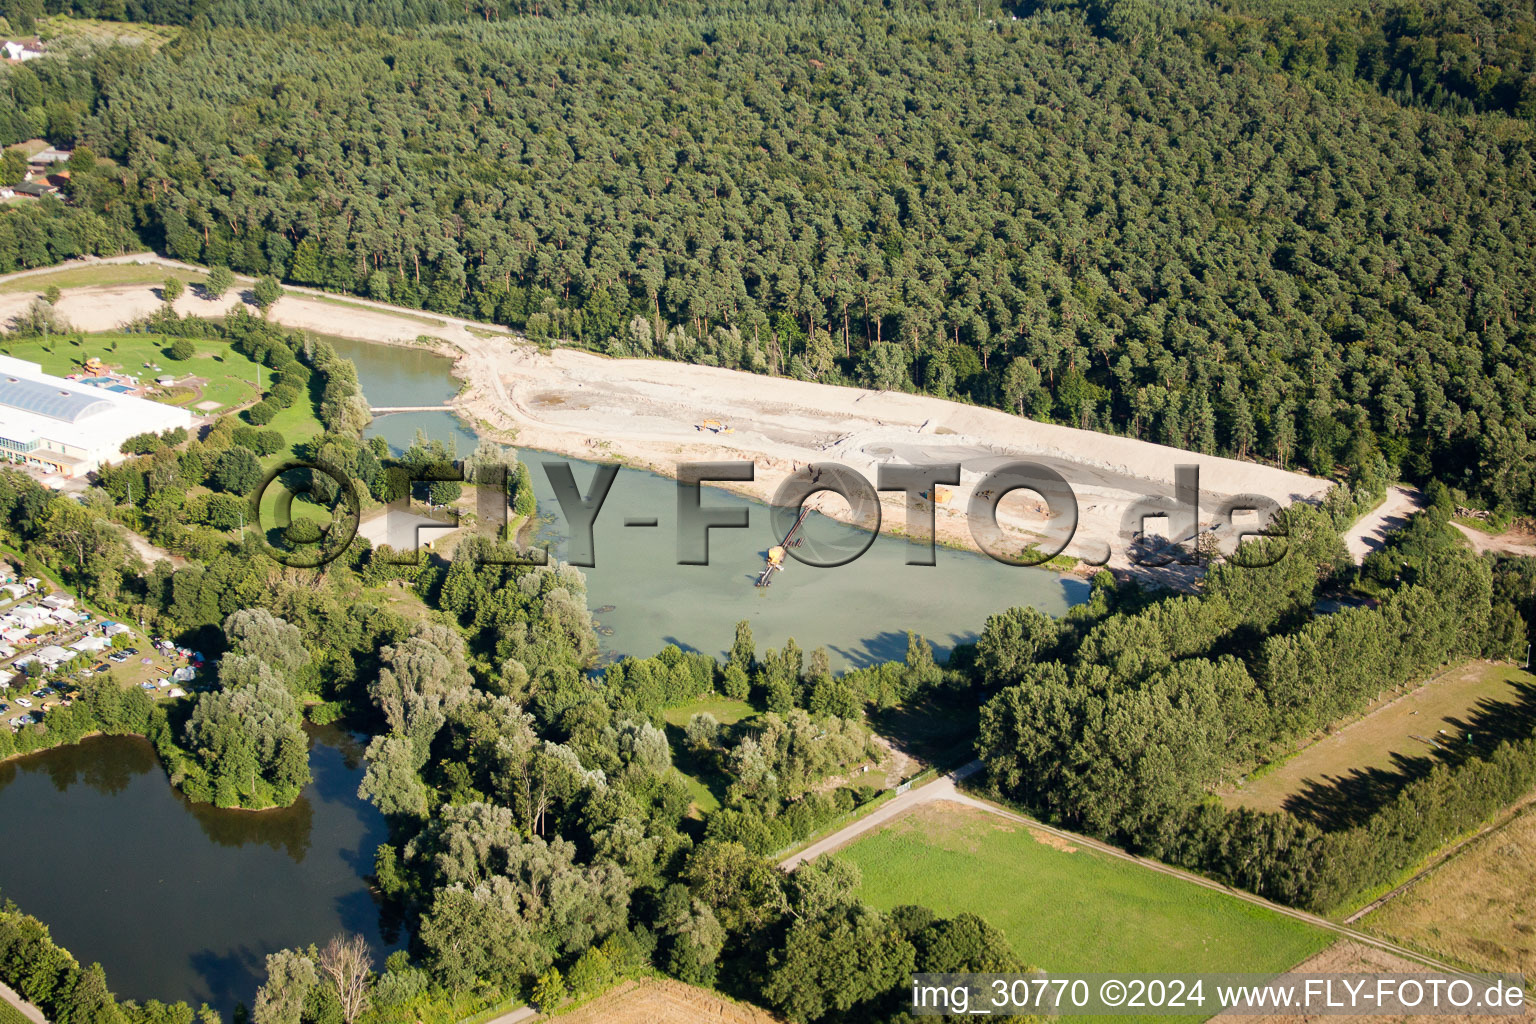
[0,354,193,478]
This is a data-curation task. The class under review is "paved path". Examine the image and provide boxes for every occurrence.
[478,1005,536,1024]
[779,761,982,870]
[782,766,1468,976]
[1343,485,1423,563]
[0,979,47,1024]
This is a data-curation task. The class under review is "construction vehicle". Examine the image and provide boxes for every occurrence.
[755,507,811,586]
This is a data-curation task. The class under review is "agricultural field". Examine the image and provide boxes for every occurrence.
[1226,662,1536,828]
[0,995,31,1024]
[1212,941,1528,1024]
[842,802,1331,992]
[1360,805,1536,977]
[554,978,782,1024]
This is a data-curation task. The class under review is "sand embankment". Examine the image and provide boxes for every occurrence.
[0,256,1332,575]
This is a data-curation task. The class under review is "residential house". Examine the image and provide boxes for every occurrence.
[40,593,75,610]
[11,181,57,199]
[2,39,44,62]
[34,644,74,667]
[5,605,47,629]
[28,146,70,166]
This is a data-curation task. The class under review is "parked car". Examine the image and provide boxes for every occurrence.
[109,654,128,663]
[15,698,31,708]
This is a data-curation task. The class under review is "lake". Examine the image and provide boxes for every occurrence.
[331,336,1088,668]
[0,726,396,1014]
[0,334,1085,1015]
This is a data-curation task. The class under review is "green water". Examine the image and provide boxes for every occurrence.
[330,336,1088,667]
[0,726,396,1014]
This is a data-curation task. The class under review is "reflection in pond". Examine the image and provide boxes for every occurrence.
[0,725,395,1015]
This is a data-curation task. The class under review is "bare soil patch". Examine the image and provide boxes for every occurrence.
[1212,941,1527,1024]
[552,978,783,1024]
[0,258,1332,577]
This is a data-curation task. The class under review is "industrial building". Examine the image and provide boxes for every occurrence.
[0,354,194,479]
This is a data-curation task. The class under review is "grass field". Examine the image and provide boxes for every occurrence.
[3,330,326,458]
[664,696,758,815]
[38,13,178,47]
[1225,661,1536,827]
[0,262,190,295]
[663,696,758,728]
[0,994,32,1024]
[1361,803,1536,976]
[0,331,265,416]
[842,801,1331,1001]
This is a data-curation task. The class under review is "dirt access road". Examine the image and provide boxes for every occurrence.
[0,255,1331,575]
[1343,486,1423,563]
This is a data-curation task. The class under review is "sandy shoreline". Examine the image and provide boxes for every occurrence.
[0,255,1333,576]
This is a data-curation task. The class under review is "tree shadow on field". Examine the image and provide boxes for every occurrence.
[1282,680,1536,830]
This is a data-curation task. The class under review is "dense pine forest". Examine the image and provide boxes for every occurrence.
[3,0,1536,514]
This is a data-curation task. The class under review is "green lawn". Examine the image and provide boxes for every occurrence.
[0,261,190,294]
[664,696,758,816]
[257,368,327,467]
[662,695,758,728]
[842,802,1331,1018]
[0,332,264,416]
